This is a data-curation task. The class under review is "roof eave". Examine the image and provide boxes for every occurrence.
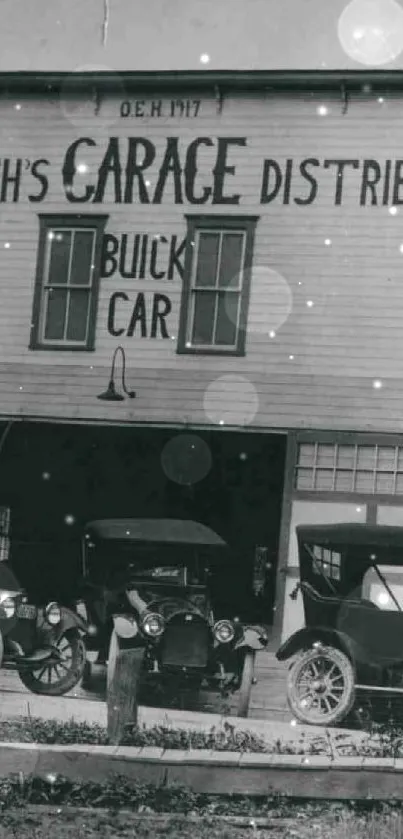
[3,69,403,93]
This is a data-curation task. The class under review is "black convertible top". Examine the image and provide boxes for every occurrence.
[297,523,403,550]
[85,518,227,547]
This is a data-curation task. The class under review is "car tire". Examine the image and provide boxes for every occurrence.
[237,650,256,717]
[17,630,86,696]
[287,645,355,727]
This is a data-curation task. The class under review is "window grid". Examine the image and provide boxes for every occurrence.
[295,442,403,496]
[187,229,246,350]
[312,545,341,580]
[40,228,96,346]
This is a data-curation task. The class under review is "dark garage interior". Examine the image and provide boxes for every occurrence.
[0,421,286,625]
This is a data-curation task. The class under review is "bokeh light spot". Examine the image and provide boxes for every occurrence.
[246,266,293,336]
[338,0,403,66]
[203,375,259,427]
[161,433,212,486]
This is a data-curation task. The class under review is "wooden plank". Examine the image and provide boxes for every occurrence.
[106,642,145,746]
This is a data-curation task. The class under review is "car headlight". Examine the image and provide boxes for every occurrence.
[0,593,15,619]
[45,602,61,626]
[141,612,165,638]
[113,616,138,639]
[213,619,235,644]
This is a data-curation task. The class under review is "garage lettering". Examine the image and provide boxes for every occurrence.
[62,136,246,205]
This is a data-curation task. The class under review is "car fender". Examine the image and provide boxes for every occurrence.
[58,607,88,635]
[113,614,140,640]
[235,626,268,651]
[276,626,355,662]
[111,613,147,649]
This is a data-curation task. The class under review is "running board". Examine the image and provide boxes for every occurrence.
[356,684,403,694]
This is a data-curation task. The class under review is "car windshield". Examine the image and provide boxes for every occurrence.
[84,540,208,587]
[362,564,403,611]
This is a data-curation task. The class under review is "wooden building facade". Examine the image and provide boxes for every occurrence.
[0,73,402,640]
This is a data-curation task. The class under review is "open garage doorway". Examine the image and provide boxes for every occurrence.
[160,429,287,627]
[0,421,287,630]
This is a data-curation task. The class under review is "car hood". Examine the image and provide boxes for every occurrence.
[140,592,209,622]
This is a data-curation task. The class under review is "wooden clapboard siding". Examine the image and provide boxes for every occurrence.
[0,365,402,432]
[0,89,401,430]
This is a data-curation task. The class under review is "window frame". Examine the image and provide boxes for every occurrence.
[295,441,403,497]
[30,213,109,352]
[177,215,259,356]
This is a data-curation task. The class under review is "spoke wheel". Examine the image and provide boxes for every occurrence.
[287,646,355,726]
[17,630,86,696]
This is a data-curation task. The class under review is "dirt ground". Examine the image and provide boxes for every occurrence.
[0,807,402,839]
[0,809,270,839]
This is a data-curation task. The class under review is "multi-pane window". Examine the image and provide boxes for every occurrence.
[30,214,108,351]
[295,442,403,495]
[311,544,341,580]
[177,216,258,355]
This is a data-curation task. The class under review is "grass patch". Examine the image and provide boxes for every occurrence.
[5,712,403,761]
[0,716,311,753]
[0,773,400,817]
[2,777,403,839]
[2,807,403,839]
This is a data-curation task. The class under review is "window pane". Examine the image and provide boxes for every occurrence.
[355,470,375,492]
[375,472,394,494]
[336,445,355,469]
[215,292,238,345]
[70,231,94,286]
[377,447,397,471]
[44,288,67,339]
[66,290,90,341]
[317,444,336,467]
[356,446,376,469]
[334,471,354,491]
[191,291,216,344]
[297,444,316,467]
[47,231,72,285]
[314,469,334,490]
[195,233,219,287]
[218,233,244,288]
[295,468,313,489]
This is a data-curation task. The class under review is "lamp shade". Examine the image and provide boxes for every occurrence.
[97,379,125,401]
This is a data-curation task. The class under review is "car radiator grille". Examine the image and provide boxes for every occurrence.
[160,615,210,669]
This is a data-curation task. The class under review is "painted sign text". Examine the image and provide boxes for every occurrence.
[119,99,201,118]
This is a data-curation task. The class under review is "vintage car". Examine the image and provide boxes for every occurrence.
[0,559,92,695]
[277,523,403,726]
[78,518,268,717]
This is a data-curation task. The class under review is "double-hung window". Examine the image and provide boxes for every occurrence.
[177,215,258,355]
[30,214,108,351]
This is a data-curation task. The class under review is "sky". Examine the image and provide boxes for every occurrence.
[1,0,403,73]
